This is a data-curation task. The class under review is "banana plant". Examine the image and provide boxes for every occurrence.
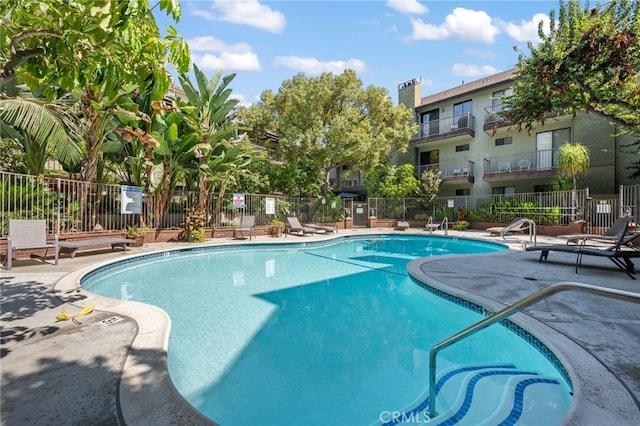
[178,65,258,223]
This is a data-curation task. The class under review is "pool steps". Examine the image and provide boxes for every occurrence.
[380,364,569,426]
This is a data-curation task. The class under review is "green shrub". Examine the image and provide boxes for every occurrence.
[453,220,470,231]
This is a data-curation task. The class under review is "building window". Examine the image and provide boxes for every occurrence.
[421,109,440,136]
[491,88,512,112]
[492,186,516,195]
[455,189,470,196]
[453,100,472,128]
[495,137,512,146]
[536,127,570,169]
[455,144,470,152]
[534,185,553,193]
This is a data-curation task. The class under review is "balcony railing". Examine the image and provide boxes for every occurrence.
[417,161,475,181]
[412,112,475,141]
[483,105,508,126]
[483,149,559,175]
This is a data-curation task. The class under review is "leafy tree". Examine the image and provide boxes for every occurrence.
[502,0,640,177]
[420,168,442,207]
[266,157,323,197]
[240,70,415,195]
[0,138,27,173]
[365,164,421,198]
[0,0,191,182]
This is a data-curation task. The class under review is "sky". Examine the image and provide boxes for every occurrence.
[153,0,581,107]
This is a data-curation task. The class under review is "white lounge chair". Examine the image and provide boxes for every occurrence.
[4,219,59,270]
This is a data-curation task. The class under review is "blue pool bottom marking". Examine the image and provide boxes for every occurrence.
[496,377,561,426]
[381,364,516,426]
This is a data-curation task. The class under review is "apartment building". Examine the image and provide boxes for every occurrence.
[392,69,637,197]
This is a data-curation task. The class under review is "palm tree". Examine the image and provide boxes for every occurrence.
[557,142,590,219]
[0,92,83,175]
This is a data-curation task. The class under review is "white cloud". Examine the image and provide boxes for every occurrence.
[190,9,215,21]
[188,36,253,54]
[502,13,550,43]
[187,36,261,71]
[212,0,286,33]
[386,0,428,15]
[230,93,252,108]
[273,56,368,75]
[411,8,500,43]
[450,63,498,77]
[193,52,261,71]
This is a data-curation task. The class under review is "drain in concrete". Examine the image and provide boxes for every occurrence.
[101,316,124,326]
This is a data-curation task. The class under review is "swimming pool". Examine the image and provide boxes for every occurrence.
[82,235,572,425]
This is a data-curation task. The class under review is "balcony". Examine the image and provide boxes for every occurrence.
[482,106,572,136]
[483,149,558,182]
[410,112,475,145]
[417,161,475,183]
[482,105,509,135]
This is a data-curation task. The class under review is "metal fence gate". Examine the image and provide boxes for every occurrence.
[585,184,639,233]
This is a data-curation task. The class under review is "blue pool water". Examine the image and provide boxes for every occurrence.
[82,235,572,425]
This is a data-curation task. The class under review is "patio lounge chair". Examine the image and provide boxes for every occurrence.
[59,237,133,258]
[285,217,323,236]
[486,217,530,238]
[4,219,59,270]
[557,216,632,245]
[526,217,640,278]
[304,222,339,234]
[396,221,410,231]
[233,215,255,240]
[577,232,640,279]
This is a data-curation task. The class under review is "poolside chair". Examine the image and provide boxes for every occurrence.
[396,221,410,231]
[558,216,632,245]
[304,222,339,234]
[4,219,59,270]
[233,215,255,240]
[577,231,640,279]
[285,217,322,236]
[526,217,640,278]
[486,218,530,238]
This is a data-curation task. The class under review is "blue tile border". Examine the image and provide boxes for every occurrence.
[411,277,573,389]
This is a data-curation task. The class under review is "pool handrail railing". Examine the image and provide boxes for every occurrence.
[428,281,640,418]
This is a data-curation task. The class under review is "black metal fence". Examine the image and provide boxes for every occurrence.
[2,171,637,237]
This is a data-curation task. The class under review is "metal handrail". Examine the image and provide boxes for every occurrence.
[500,217,536,246]
[428,282,640,418]
[425,216,448,235]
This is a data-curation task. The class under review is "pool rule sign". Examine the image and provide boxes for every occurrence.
[233,193,245,209]
[121,185,142,214]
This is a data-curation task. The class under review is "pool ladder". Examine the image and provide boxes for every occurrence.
[426,216,448,236]
[427,281,640,418]
[500,217,537,246]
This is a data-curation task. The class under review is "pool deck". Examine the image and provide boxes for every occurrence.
[1,228,639,425]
